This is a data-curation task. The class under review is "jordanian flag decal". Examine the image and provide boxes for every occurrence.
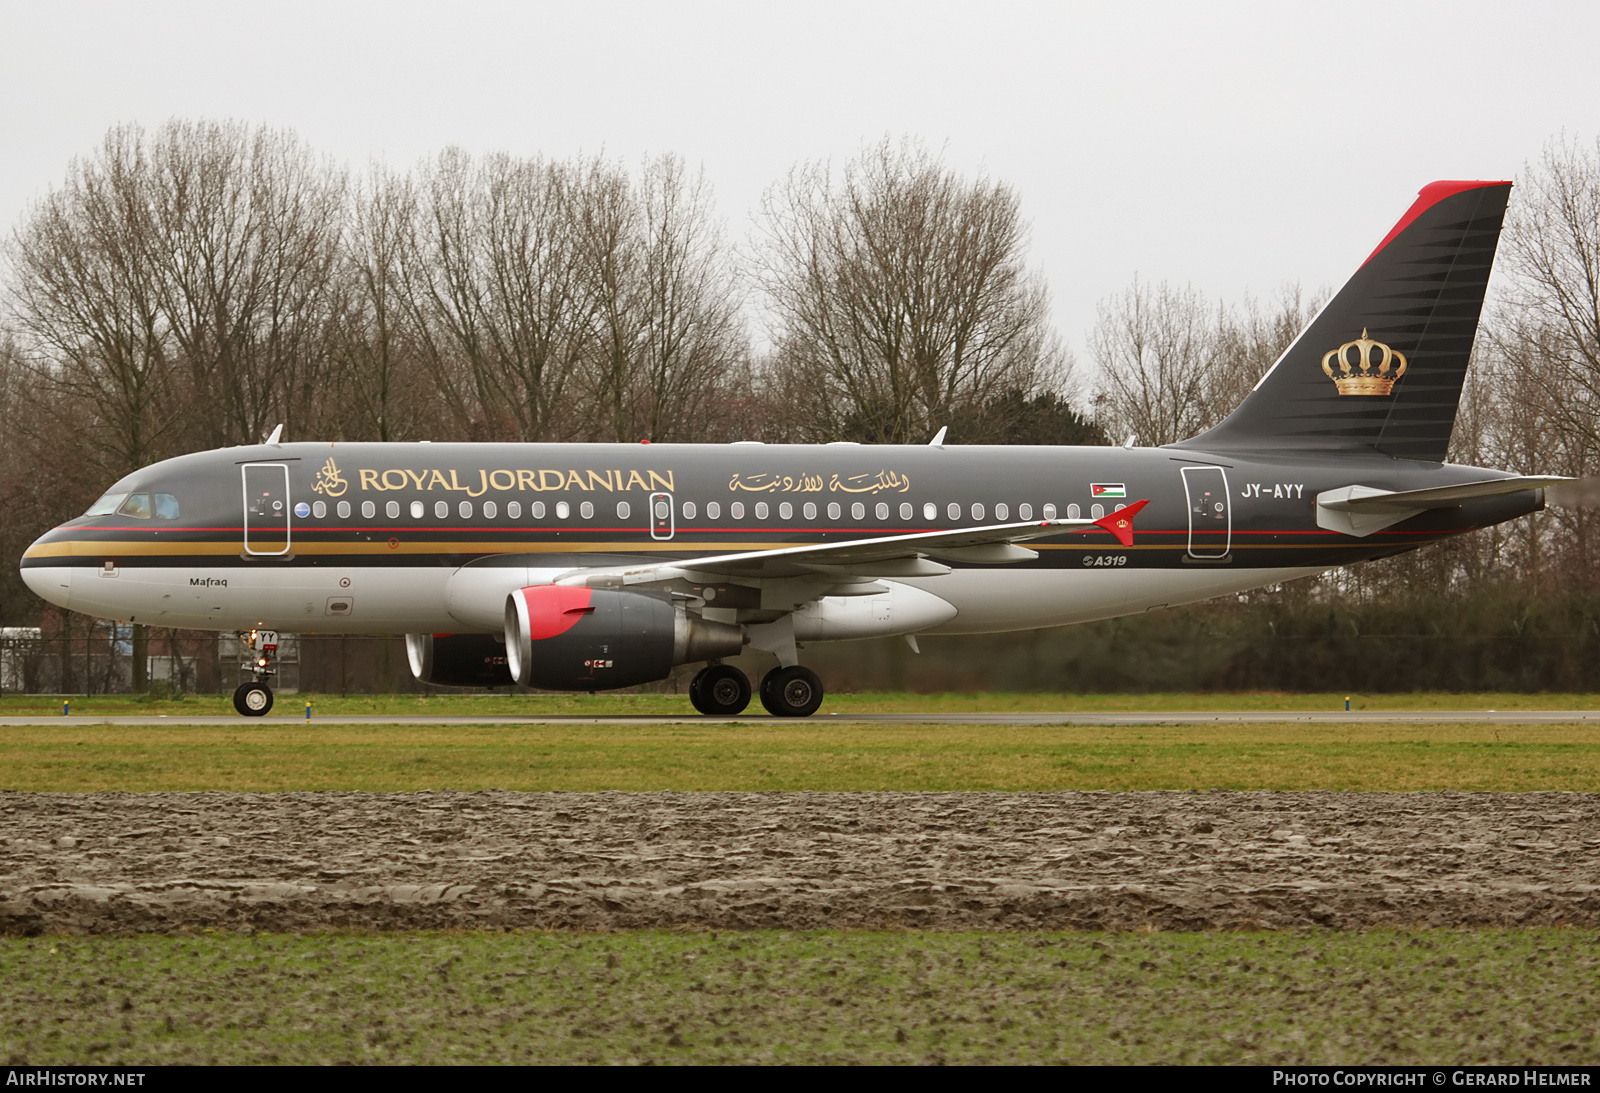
[1090,483,1126,498]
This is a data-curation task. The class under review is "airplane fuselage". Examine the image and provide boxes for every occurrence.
[21,440,1540,639]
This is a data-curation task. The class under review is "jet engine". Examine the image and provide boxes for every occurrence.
[405,632,516,688]
[504,585,744,690]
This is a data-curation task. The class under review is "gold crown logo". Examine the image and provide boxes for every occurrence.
[1322,329,1407,395]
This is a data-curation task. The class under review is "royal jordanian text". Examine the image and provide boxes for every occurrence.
[355,468,676,496]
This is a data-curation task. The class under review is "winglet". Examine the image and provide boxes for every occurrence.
[1093,499,1149,547]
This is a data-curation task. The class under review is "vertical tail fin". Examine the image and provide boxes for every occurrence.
[1176,180,1512,462]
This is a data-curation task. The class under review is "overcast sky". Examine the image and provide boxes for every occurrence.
[3,0,1599,389]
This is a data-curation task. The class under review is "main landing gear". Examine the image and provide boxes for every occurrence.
[233,628,279,717]
[687,663,826,718]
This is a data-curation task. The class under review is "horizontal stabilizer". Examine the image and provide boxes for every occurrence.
[1316,476,1567,538]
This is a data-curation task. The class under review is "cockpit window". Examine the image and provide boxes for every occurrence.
[88,491,180,520]
[84,491,128,517]
[117,494,153,519]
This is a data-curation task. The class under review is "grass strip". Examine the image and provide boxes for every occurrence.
[2,930,1595,1065]
[7,690,1600,719]
[2,721,1599,791]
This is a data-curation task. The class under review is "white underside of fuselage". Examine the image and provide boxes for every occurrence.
[27,562,1326,639]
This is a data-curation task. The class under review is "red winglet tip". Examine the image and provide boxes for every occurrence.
[1093,499,1149,548]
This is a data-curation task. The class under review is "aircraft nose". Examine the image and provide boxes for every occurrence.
[20,539,72,610]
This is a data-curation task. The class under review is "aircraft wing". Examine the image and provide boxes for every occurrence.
[559,501,1150,585]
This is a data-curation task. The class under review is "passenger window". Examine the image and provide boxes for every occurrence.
[706,501,721,519]
[556,501,570,519]
[900,502,912,520]
[923,502,937,520]
[363,501,375,519]
[434,501,449,519]
[1019,503,1032,520]
[947,502,960,521]
[459,501,473,519]
[731,502,745,519]
[508,501,523,519]
[312,500,326,519]
[971,503,984,521]
[337,501,351,519]
[1067,504,1080,519]
[779,502,792,520]
[1091,503,1104,519]
[580,501,593,519]
[531,502,543,518]
[827,502,841,520]
[619,501,633,519]
[1044,503,1058,519]
[995,503,1008,521]
[385,501,399,519]
[117,494,152,519]
[875,502,888,520]
[411,501,425,519]
[154,494,180,520]
[803,502,817,520]
[851,502,865,520]
[755,502,768,519]
[483,501,497,519]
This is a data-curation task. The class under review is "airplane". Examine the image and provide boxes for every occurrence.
[20,179,1585,717]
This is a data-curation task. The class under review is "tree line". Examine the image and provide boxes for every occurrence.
[4,122,1600,691]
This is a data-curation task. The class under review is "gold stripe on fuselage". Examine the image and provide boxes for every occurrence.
[23,535,1360,562]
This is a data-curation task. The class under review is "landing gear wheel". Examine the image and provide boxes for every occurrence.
[689,664,752,716]
[233,682,274,717]
[759,665,824,718]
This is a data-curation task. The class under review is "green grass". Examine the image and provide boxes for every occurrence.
[3,720,1599,791]
[3,930,1595,1065]
[6,690,1600,719]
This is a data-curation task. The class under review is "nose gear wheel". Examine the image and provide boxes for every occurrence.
[233,682,274,717]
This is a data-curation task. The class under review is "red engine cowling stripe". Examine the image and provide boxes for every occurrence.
[514,585,596,641]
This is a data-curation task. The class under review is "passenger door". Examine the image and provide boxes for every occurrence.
[242,463,292,556]
[1181,466,1231,559]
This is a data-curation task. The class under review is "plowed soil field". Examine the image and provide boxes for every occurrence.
[3,790,1597,935]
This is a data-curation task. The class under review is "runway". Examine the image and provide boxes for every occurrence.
[3,708,1598,726]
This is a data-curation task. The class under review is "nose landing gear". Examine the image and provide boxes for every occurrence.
[233,629,278,717]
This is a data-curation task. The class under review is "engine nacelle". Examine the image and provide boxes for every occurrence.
[504,585,743,690]
[405,632,516,688]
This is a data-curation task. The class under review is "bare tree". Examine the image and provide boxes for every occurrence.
[1091,280,1321,446]
[622,154,745,442]
[6,125,179,473]
[752,138,1067,443]
[326,165,434,441]
[406,150,605,441]
[144,120,346,448]
[1480,137,1600,593]
[1089,278,1218,446]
